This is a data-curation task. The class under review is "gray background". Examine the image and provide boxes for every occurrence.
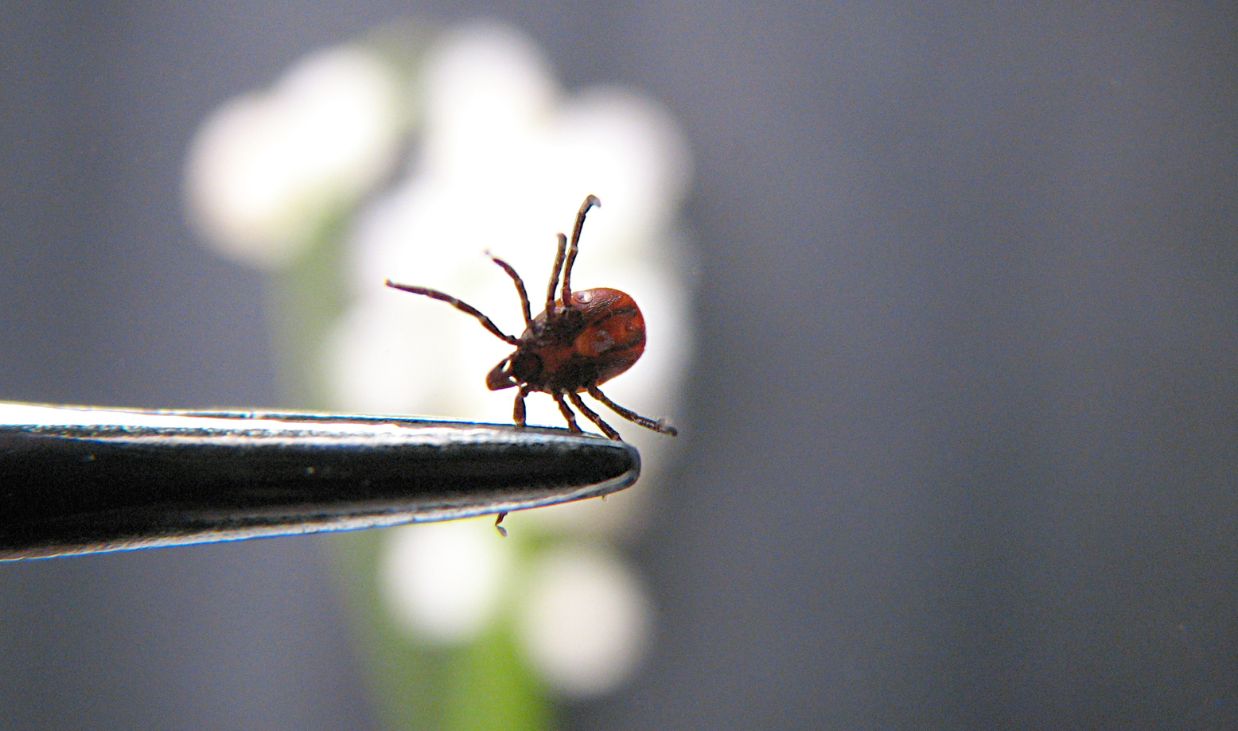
[2,3,1235,729]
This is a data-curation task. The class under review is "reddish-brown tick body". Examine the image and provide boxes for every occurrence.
[488,288,645,393]
[385,195,676,441]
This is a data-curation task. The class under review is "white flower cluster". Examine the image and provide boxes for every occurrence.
[185,20,693,698]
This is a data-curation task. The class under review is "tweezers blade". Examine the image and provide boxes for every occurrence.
[0,402,639,561]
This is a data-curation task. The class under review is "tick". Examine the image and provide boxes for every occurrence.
[385,194,678,441]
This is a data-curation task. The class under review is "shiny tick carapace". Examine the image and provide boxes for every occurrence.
[385,194,678,441]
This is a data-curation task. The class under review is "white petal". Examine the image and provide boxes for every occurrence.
[421,21,559,180]
[544,87,693,246]
[516,545,653,697]
[184,93,311,266]
[275,46,402,196]
[184,45,400,268]
[379,520,513,644]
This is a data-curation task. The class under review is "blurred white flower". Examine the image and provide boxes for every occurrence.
[327,21,694,698]
[379,519,513,644]
[185,45,402,267]
[420,22,558,183]
[516,544,653,697]
[187,18,697,701]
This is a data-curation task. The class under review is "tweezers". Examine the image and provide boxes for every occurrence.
[0,401,639,561]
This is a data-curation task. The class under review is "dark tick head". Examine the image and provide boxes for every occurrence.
[486,351,544,391]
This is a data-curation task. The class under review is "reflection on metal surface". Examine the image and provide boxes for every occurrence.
[0,402,639,560]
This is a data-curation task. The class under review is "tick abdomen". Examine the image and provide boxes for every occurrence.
[515,288,646,392]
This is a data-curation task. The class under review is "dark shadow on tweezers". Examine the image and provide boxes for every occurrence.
[0,402,639,561]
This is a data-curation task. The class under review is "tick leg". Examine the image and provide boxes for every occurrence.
[587,385,679,436]
[561,195,601,303]
[553,392,582,432]
[385,280,519,345]
[486,253,532,328]
[513,386,529,427]
[568,391,621,440]
[545,233,567,319]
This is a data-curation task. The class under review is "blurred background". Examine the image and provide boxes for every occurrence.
[2,3,1235,729]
